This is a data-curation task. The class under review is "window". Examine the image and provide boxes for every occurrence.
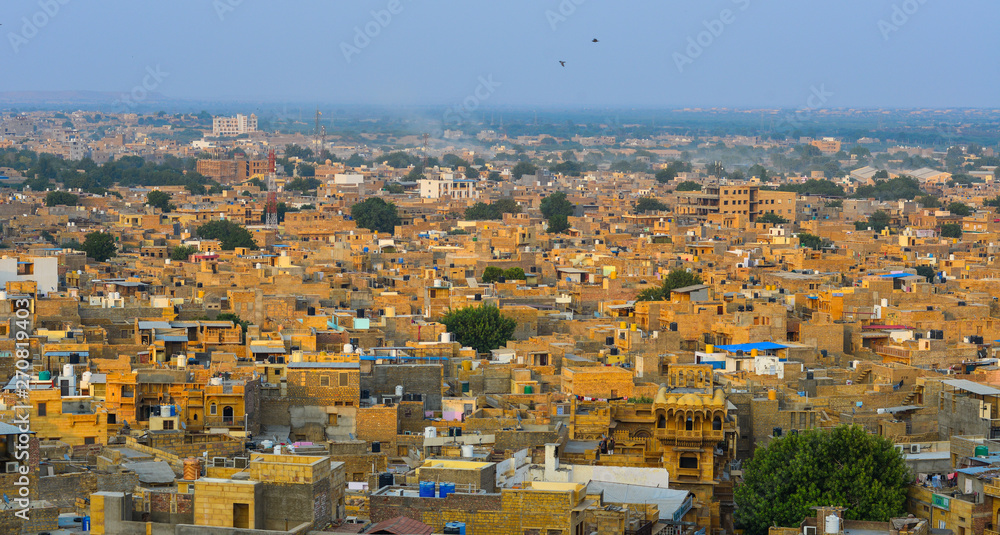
[209,403,217,415]
[679,455,698,469]
[162,420,174,430]
[107,413,116,424]
[320,375,330,387]
[37,403,46,416]
[328,414,338,425]
[84,437,96,445]
[686,416,693,431]
[340,373,349,386]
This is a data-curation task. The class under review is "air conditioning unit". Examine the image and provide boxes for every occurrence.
[804,526,817,535]
[234,457,249,469]
[212,457,227,467]
[910,444,921,454]
[5,462,19,473]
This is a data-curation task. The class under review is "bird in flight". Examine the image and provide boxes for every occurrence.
[592,38,598,43]
[559,61,566,67]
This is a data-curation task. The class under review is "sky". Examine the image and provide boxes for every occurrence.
[2,0,998,109]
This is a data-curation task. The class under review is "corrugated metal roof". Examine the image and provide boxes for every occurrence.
[137,321,172,330]
[943,379,1000,396]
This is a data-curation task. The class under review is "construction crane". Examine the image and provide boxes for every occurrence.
[265,150,278,228]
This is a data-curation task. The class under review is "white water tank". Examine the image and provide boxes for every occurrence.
[461,445,474,458]
[395,385,404,397]
[80,371,93,390]
[209,377,223,386]
[344,344,354,354]
[424,426,437,438]
[274,445,282,455]
[63,364,74,378]
[825,514,840,534]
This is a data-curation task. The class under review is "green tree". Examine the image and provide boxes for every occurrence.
[747,164,769,180]
[855,210,891,232]
[285,177,321,193]
[674,181,702,191]
[635,197,668,213]
[276,202,299,223]
[385,182,405,194]
[502,267,526,280]
[826,200,843,208]
[940,223,962,238]
[757,212,788,225]
[511,161,538,180]
[547,214,570,234]
[146,190,174,212]
[197,220,259,250]
[540,191,574,219]
[636,270,702,301]
[351,197,400,233]
[915,265,936,283]
[170,245,198,261]
[45,190,78,206]
[482,266,504,283]
[655,168,678,183]
[948,202,972,217]
[440,305,517,354]
[798,233,826,250]
[185,182,206,195]
[916,195,941,208]
[734,425,909,535]
[487,171,502,181]
[80,232,117,262]
[873,169,889,179]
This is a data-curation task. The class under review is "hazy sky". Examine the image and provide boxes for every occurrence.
[2,0,998,108]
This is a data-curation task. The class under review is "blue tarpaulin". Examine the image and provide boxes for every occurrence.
[714,342,788,353]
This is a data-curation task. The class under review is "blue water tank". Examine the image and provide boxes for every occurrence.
[445,522,466,535]
[419,481,435,498]
[439,482,455,498]
[82,516,91,531]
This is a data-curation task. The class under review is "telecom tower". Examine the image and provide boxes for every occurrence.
[265,150,278,228]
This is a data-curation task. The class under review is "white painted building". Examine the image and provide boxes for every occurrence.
[0,257,58,296]
[418,175,479,200]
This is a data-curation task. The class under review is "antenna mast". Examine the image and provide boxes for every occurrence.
[266,150,278,228]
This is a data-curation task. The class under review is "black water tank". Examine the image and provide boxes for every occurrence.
[378,472,394,489]
[605,336,614,345]
[927,305,934,311]
[371,441,381,453]
[737,305,745,312]
[821,349,828,358]
[610,347,619,356]
[773,427,782,437]
[474,294,482,301]
[357,309,365,318]
[498,277,506,283]
[807,371,814,380]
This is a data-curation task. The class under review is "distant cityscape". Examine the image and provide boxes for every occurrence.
[0,102,997,535]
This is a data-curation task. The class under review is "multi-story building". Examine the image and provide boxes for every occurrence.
[212,113,258,137]
[810,137,842,154]
[418,176,479,200]
[676,183,797,223]
[196,158,270,183]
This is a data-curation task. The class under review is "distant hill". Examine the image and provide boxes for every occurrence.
[0,90,171,107]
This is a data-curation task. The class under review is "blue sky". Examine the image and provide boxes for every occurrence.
[2,0,998,108]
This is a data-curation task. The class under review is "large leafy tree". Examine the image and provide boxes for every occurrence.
[798,233,827,250]
[735,426,909,535]
[541,191,574,219]
[351,197,400,234]
[636,269,701,301]
[197,220,258,250]
[940,223,962,238]
[45,191,78,206]
[170,245,198,261]
[674,180,702,191]
[441,305,517,354]
[146,190,174,212]
[511,161,538,180]
[757,212,787,225]
[635,197,668,213]
[546,214,570,234]
[80,232,117,262]
[855,210,891,232]
[482,266,503,283]
[947,202,972,217]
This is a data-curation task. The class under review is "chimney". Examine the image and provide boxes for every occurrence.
[544,443,560,476]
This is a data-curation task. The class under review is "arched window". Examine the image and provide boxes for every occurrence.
[209,403,217,415]
[713,416,722,431]
[657,414,667,428]
[685,416,694,431]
